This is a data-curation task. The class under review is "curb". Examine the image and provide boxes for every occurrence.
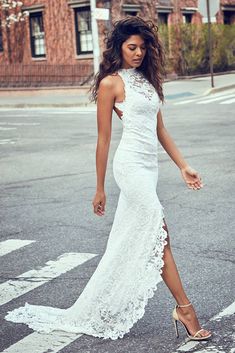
[0,84,234,108]
[0,103,96,109]
[0,86,91,92]
[203,84,235,96]
[0,71,234,91]
[171,70,235,81]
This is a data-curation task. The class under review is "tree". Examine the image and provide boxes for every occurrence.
[0,1,28,28]
[0,1,28,62]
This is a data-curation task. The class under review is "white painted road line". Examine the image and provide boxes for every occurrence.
[0,252,97,306]
[0,239,36,257]
[0,122,40,125]
[174,90,235,105]
[2,331,83,353]
[220,98,235,104]
[210,301,235,321]
[0,107,97,112]
[0,139,16,145]
[176,340,200,352]
[0,127,17,130]
[196,94,235,104]
[43,110,97,114]
[178,347,234,353]
[174,98,201,105]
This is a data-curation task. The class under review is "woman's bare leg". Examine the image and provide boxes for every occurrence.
[160,220,211,337]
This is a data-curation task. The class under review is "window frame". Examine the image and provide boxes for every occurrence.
[223,11,235,24]
[74,6,93,55]
[0,22,3,52]
[125,11,138,16]
[29,11,46,58]
[182,13,192,24]
[158,13,169,25]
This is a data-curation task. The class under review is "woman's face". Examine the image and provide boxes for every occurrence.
[121,35,146,69]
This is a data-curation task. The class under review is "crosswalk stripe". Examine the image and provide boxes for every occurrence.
[176,340,199,352]
[174,98,200,105]
[174,90,235,105]
[196,93,235,104]
[0,252,97,306]
[220,97,235,104]
[2,331,83,353]
[177,345,223,353]
[0,122,40,125]
[210,301,235,321]
[0,239,36,257]
[0,127,17,130]
[0,139,16,145]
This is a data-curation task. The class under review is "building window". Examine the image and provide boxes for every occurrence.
[158,13,168,25]
[29,12,46,58]
[125,11,138,16]
[122,4,140,17]
[182,13,192,23]
[223,11,235,24]
[0,24,3,52]
[75,7,93,55]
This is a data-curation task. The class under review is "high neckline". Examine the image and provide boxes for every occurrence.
[119,67,136,71]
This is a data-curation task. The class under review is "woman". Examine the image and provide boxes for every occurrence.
[91,16,212,341]
[5,16,212,342]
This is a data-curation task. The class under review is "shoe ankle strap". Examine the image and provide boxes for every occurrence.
[176,302,192,308]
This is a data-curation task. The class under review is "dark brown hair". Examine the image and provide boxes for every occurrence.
[89,16,166,103]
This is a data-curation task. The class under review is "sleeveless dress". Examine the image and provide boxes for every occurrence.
[5,67,168,340]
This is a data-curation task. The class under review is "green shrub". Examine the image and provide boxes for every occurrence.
[158,23,235,76]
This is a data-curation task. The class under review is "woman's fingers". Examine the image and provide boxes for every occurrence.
[94,202,105,216]
[187,180,203,190]
[183,168,204,190]
[196,181,203,188]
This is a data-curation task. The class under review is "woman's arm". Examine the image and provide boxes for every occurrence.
[157,109,188,170]
[157,109,203,190]
[92,77,115,216]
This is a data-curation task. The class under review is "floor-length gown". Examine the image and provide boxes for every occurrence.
[5,67,168,340]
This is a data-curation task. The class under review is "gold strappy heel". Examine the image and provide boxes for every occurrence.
[172,302,212,341]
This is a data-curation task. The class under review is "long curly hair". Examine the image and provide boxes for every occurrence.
[89,16,166,103]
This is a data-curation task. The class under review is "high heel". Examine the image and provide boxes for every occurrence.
[172,302,212,341]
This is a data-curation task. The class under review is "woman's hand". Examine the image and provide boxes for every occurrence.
[92,190,106,216]
[180,166,204,190]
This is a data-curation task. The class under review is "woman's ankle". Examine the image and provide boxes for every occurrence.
[176,300,192,307]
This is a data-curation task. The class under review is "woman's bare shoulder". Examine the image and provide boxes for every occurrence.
[99,73,119,89]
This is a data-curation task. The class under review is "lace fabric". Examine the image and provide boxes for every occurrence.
[5,67,168,340]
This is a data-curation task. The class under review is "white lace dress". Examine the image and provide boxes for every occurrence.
[5,67,168,340]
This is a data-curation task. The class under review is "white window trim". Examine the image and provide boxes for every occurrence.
[221,6,235,12]
[122,4,141,12]
[68,0,90,8]
[181,7,197,14]
[76,54,94,59]
[22,4,45,13]
[156,6,173,14]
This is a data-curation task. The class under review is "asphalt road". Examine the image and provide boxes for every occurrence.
[0,90,234,353]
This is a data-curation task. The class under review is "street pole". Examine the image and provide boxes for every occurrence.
[206,0,214,88]
[90,0,100,75]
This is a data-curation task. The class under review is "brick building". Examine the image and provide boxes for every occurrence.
[0,0,235,86]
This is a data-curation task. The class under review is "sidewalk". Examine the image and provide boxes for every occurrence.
[0,72,234,109]
[164,72,235,100]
